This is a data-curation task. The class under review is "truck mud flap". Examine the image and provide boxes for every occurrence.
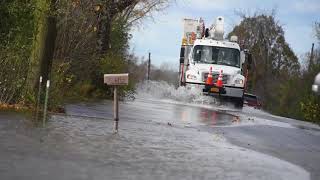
[243,93,261,108]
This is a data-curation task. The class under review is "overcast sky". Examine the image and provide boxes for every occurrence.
[130,0,320,68]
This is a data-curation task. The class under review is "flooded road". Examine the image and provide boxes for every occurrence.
[66,98,320,180]
[1,82,320,180]
[66,98,238,127]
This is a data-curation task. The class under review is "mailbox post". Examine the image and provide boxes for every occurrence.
[104,73,129,133]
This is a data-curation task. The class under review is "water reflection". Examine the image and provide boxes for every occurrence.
[65,99,240,127]
[176,106,239,126]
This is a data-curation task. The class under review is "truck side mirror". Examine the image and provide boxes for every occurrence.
[180,47,185,64]
[240,51,245,65]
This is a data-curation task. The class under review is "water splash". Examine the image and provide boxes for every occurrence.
[134,81,218,105]
[131,81,299,128]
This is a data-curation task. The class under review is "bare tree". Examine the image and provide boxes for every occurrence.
[96,0,171,54]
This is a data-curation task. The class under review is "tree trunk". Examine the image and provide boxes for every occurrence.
[23,0,57,105]
[39,15,57,84]
[25,0,49,101]
[98,0,115,54]
[37,0,57,95]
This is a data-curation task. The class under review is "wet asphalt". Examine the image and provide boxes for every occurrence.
[210,125,320,180]
[66,98,320,179]
[0,98,320,179]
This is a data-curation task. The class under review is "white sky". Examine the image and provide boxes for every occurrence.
[130,0,320,68]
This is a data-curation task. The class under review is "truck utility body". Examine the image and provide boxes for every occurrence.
[179,16,250,107]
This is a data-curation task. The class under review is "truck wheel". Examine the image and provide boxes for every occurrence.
[234,97,244,108]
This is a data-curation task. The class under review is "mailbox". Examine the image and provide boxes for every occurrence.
[104,73,129,86]
[103,73,129,133]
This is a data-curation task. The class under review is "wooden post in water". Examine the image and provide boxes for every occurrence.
[113,86,119,133]
[35,76,42,121]
[43,80,50,126]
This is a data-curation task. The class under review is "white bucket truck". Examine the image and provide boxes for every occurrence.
[179,16,253,108]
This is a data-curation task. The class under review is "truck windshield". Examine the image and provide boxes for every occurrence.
[193,45,240,67]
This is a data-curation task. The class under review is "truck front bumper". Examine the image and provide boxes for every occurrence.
[203,84,244,98]
[185,82,244,98]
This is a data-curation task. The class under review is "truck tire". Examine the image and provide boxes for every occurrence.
[234,97,244,108]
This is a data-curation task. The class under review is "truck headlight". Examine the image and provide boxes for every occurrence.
[235,78,244,85]
[187,74,197,80]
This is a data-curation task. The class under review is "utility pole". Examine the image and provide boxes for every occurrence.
[309,43,314,71]
[147,52,151,80]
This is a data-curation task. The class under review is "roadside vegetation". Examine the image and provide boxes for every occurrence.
[229,12,320,124]
[0,1,319,124]
[0,0,172,110]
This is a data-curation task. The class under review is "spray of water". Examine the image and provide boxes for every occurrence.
[134,81,218,105]
[133,81,264,113]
